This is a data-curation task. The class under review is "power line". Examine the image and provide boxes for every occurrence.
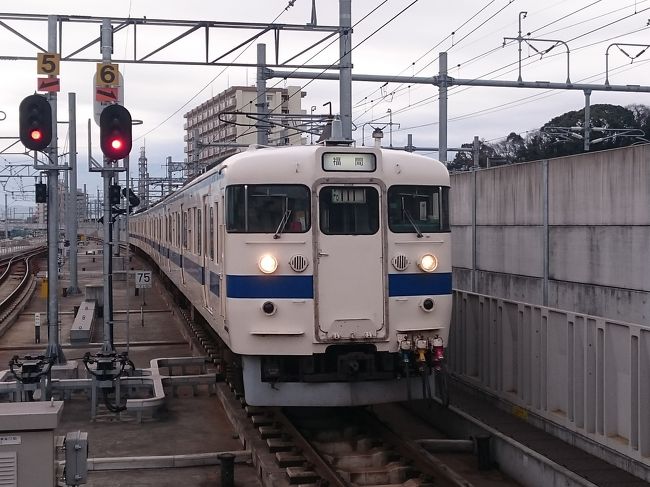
[354,7,650,136]
[232,0,392,142]
[352,0,515,122]
[134,1,297,142]
[235,0,419,142]
[352,0,639,128]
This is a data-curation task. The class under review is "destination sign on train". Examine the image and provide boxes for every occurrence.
[322,153,376,172]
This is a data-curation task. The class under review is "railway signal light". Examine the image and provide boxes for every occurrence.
[35,183,47,203]
[19,95,52,151]
[109,184,121,205]
[100,104,132,160]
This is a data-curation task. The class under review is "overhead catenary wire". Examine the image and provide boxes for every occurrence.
[230,0,391,143]
[235,0,420,143]
[134,0,298,142]
[389,57,650,136]
[352,0,500,108]
[360,19,650,130]
[352,0,626,125]
[352,0,516,121]
[354,6,650,143]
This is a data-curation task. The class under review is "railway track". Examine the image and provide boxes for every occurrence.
[0,246,46,329]
[242,405,474,487]
[174,299,491,487]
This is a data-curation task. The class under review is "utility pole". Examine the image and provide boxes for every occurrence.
[339,0,352,140]
[584,90,591,151]
[46,16,64,364]
[438,52,448,164]
[67,93,80,295]
[138,146,148,207]
[256,43,269,146]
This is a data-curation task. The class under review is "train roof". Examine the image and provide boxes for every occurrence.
[221,144,450,184]
[137,144,449,215]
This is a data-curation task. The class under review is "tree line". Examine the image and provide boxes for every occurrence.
[450,103,650,170]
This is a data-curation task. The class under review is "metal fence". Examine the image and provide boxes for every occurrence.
[449,290,650,475]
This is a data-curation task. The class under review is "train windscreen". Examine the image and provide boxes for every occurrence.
[226,184,310,233]
[319,186,380,235]
[387,185,450,233]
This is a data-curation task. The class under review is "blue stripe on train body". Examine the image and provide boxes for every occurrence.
[387,272,452,297]
[226,275,314,299]
[224,273,452,299]
[131,236,451,299]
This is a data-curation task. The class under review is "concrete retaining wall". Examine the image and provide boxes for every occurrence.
[451,143,650,326]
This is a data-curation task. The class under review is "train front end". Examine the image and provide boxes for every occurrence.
[224,146,451,406]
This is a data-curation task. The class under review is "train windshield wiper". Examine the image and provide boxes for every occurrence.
[273,209,292,239]
[403,208,423,238]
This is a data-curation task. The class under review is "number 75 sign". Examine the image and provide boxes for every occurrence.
[135,270,152,289]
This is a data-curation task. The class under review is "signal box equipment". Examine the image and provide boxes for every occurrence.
[19,94,52,151]
[100,104,132,160]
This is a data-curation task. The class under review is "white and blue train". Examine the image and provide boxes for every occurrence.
[130,144,451,406]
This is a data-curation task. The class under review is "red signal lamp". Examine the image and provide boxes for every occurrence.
[30,129,42,141]
[99,105,132,160]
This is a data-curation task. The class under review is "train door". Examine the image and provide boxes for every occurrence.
[218,196,226,323]
[315,184,386,341]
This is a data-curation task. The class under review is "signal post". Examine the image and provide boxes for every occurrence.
[89,19,132,354]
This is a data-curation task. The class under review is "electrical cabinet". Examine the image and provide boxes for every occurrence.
[0,401,64,486]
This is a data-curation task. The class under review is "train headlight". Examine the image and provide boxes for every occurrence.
[417,253,438,272]
[258,254,278,274]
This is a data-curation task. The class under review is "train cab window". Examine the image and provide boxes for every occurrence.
[319,186,379,235]
[226,184,310,234]
[388,185,450,233]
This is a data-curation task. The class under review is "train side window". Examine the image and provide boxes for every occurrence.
[176,213,180,247]
[215,202,220,263]
[387,185,451,233]
[189,209,194,252]
[182,212,188,249]
[197,208,202,256]
[209,206,214,261]
[226,184,310,233]
[319,186,379,235]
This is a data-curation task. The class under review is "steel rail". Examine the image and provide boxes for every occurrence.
[354,410,473,487]
[270,407,350,487]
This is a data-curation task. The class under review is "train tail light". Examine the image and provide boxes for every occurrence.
[431,336,445,365]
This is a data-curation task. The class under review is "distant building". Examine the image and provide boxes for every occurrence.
[183,85,306,177]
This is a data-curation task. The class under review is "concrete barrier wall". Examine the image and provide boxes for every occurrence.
[451,143,650,326]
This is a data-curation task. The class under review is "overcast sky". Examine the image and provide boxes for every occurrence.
[0,0,649,211]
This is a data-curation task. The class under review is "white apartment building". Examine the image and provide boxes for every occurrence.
[184,85,306,177]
